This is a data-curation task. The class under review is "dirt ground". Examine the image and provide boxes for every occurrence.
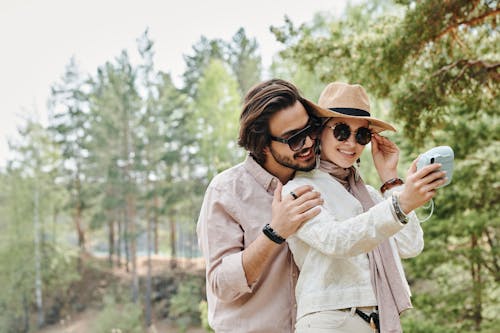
[38,308,205,333]
[37,255,207,333]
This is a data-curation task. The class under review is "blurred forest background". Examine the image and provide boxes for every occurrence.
[0,0,498,332]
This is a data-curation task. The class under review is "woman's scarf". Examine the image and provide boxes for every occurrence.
[319,159,412,333]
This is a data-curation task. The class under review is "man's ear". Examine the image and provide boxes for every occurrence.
[263,146,270,156]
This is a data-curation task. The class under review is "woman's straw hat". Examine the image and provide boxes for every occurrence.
[313,82,396,133]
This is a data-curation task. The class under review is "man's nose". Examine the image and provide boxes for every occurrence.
[305,134,315,146]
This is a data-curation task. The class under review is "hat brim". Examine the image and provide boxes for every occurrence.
[303,99,396,133]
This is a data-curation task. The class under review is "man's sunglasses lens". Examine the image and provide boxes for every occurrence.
[290,122,323,151]
[288,126,311,151]
[270,121,320,151]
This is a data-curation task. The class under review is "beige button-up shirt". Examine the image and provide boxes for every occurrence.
[197,156,298,333]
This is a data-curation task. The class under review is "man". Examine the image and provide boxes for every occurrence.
[197,79,326,332]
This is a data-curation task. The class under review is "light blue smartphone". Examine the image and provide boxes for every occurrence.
[416,146,454,187]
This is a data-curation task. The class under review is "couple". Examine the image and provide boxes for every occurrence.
[196,80,446,333]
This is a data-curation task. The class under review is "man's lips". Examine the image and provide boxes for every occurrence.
[295,147,314,159]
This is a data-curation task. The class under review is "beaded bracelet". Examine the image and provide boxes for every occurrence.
[380,178,404,194]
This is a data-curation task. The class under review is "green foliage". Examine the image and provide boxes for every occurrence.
[273,0,499,331]
[183,28,262,98]
[189,59,244,181]
[0,30,249,331]
[182,36,227,98]
[198,300,214,332]
[402,315,456,333]
[5,3,497,330]
[48,58,92,250]
[0,119,82,331]
[269,53,325,102]
[169,276,205,332]
[90,295,144,333]
[227,27,262,96]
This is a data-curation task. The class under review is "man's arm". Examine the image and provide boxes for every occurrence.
[197,183,322,301]
[197,185,250,302]
[242,183,322,284]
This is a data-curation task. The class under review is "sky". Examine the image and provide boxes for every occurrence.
[0,0,351,166]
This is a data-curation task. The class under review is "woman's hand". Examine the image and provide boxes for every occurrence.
[398,158,447,213]
[371,133,399,182]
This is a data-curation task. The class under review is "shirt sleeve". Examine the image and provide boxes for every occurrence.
[376,185,425,258]
[291,199,404,257]
[196,184,252,302]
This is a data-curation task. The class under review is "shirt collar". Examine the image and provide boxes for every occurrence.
[243,155,280,194]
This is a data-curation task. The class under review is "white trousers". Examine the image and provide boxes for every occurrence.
[295,308,376,333]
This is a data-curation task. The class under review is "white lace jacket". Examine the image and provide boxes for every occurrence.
[283,169,424,320]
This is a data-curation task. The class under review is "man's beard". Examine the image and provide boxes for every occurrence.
[269,146,316,172]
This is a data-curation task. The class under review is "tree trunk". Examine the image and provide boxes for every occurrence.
[124,208,130,273]
[22,293,30,333]
[108,218,115,267]
[154,193,159,254]
[33,186,44,328]
[471,234,482,331]
[52,207,59,246]
[74,171,86,252]
[117,210,122,268]
[169,213,177,269]
[145,199,153,327]
[129,193,139,302]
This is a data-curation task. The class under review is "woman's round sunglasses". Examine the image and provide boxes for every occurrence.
[270,122,322,152]
[327,122,372,145]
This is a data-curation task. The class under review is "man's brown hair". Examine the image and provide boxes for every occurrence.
[238,79,314,165]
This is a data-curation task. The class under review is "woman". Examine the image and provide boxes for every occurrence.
[282,82,446,333]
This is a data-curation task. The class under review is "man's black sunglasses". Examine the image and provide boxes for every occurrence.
[270,122,322,152]
[327,122,372,145]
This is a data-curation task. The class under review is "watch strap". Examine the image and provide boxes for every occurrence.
[262,224,286,244]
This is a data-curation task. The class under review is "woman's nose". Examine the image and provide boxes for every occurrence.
[345,133,357,145]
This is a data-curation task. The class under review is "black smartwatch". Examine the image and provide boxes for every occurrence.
[262,224,286,244]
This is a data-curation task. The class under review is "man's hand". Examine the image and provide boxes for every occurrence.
[270,183,323,239]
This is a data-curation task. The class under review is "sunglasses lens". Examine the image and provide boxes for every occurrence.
[356,127,372,145]
[333,123,351,141]
[310,123,322,139]
[288,131,308,151]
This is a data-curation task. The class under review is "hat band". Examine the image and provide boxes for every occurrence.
[329,107,370,117]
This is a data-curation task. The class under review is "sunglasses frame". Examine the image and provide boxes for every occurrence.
[327,122,373,145]
[270,121,322,152]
